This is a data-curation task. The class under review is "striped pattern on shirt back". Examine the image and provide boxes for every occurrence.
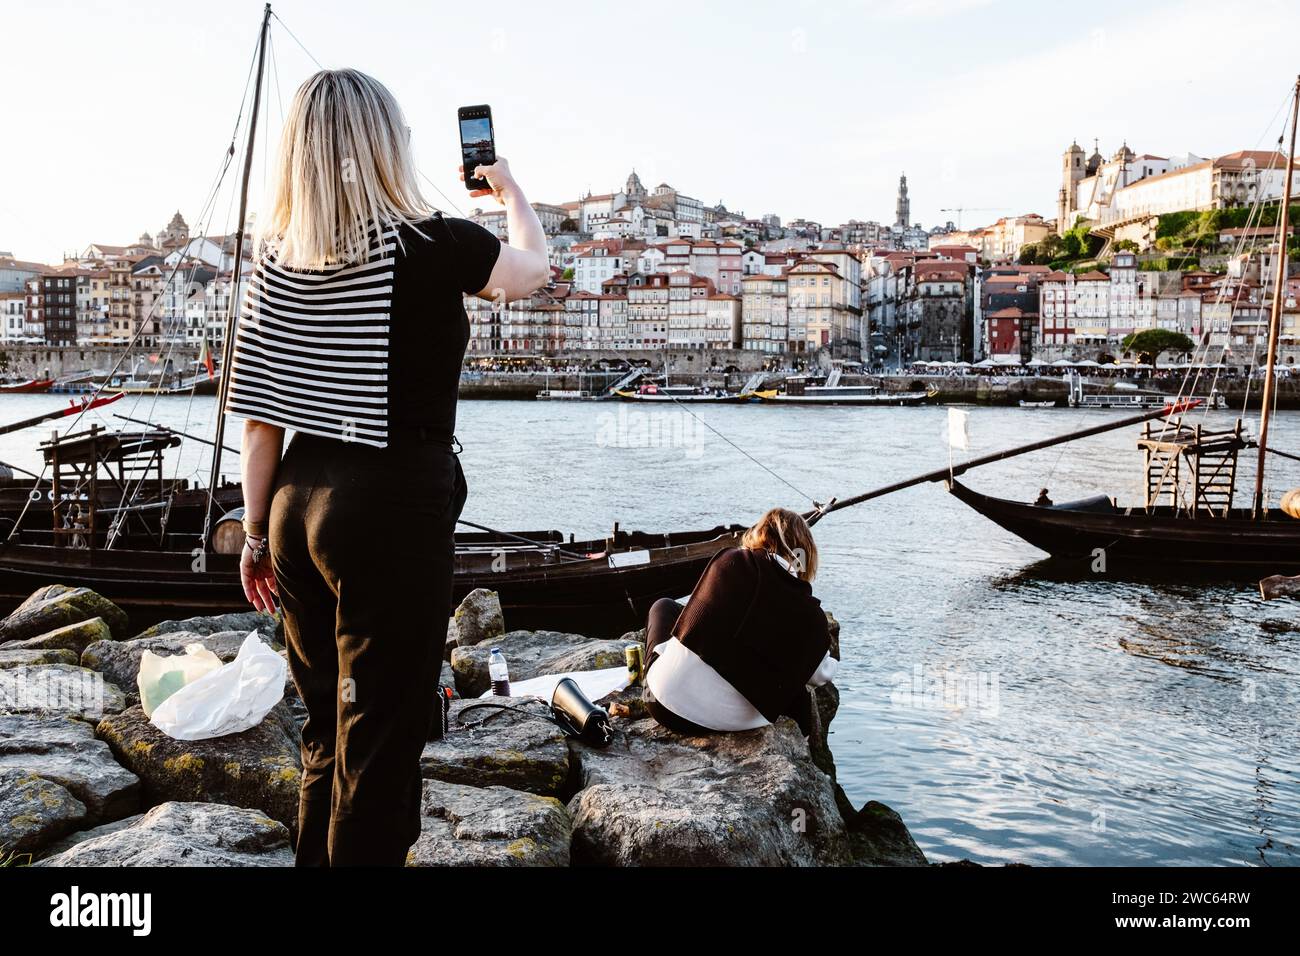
[223,224,398,448]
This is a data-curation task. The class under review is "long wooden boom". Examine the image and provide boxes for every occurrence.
[805,400,1201,525]
[0,392,124,438]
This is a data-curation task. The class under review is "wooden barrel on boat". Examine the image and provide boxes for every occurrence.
[1280,489,1300,519]
[212,507,246,554]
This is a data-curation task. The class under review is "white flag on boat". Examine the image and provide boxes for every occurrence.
[947,407,970,451]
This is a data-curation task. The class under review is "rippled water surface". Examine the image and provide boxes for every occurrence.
[2,393,1297,865]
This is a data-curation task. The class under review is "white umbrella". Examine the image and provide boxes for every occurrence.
[955,361,972,367]
[1027,359,1047,367]
[974,359,996,368]
[1076,359,1101,367]
[1051,359,1074,367]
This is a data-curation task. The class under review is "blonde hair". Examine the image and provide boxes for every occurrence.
[262,68,431,269]
[741,507,819,582]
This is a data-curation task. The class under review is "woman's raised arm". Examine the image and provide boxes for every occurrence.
[459,157,550,302]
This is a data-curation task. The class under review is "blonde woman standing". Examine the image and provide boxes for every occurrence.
[223,69,549,866]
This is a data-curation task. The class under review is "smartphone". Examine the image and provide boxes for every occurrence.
[458,105,496,191]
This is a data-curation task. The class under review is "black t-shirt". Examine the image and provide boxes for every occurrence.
[388,215,501,440]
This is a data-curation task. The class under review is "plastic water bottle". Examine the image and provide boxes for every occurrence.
[488,647,511,697]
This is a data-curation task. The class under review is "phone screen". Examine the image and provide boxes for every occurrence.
[459,107,495,191]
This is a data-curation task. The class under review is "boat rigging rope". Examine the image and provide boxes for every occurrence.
[659,391,818,503]
[271,10,322,69]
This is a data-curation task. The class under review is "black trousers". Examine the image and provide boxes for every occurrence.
[642,598,716,735]
[269,429,467,867]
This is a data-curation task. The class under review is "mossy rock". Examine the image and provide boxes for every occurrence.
[1,617,112,656]
[421,697,569,796]
[407,779,570,866]
[95,703,301,832]
[0,648,79,670]
[131,611,281,644]
[0,586,128,644]
[0,767,88,856]
[34,801,293,867]
[0,664,126,722]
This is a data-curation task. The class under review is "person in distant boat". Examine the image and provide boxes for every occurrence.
[1035,488,1053,507]
[642,508,837,736]
[224,69,549,867]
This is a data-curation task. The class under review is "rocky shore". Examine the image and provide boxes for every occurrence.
[0,583,925,867]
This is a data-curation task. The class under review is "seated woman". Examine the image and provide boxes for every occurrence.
[642,508,837,736]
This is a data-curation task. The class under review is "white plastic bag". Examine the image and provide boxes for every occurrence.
[149,632,287,740]
[138,644,224,718]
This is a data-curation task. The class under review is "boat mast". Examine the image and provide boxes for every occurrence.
[201,3,273,548]
[1252,74,1300,516]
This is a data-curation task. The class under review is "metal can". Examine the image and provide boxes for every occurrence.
[625,643,644,686]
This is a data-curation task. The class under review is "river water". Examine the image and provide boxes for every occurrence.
[2,392,1297,866]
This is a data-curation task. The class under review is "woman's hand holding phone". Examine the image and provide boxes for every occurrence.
[458,156,518,203]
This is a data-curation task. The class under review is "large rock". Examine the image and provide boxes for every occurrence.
[0,616,112,655]
[407,779,570,866]
[0,664,126,722]
[81,629,257,694]
[132,610,281,643]
[421,697,569,796]
[845,800,928,866]
[0,585,128,644]
[451,629,631,698]
[95,703,301,830]
[37,812,143,859]
[0,647,79,669]
[35,801,294,867]
[0,767,87,856]
[446,588,505,652]
[0,714,141,823]
[566,717,853,866]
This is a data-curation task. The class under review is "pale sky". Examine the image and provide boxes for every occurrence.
[3,0,1299,263]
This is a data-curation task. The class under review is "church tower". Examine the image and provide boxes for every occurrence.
[895,173,910,228]
[1059,140,1085,234]
[625,169,647,203]
[158,211,189,251]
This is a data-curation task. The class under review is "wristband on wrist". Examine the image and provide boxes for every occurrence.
[242,517,268,537]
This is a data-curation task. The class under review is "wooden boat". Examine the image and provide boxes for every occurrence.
[0,378,55,394]
[946,478,1300,568]
[0,422,738,633]
[0,515,742,636]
